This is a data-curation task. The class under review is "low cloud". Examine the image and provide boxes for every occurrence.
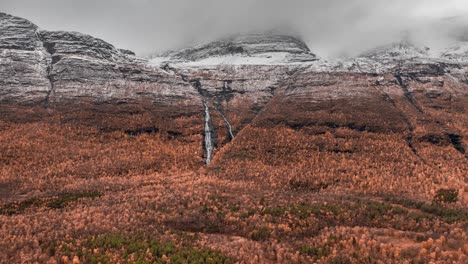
[2,0,468,58]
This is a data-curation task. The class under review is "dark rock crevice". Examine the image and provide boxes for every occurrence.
[209,80,236,142]
[394,73,424,114]
[190,80,217,164]
[286,121,378,133]
[35,31,55,108]
[372,85,424,161]
[124,127,159,136]
[394,72,467,158]
[163,67,239,162]
[447,133,467,157]
[376,79,467,160]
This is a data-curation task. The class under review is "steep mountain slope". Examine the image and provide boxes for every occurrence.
[0,11,467,172]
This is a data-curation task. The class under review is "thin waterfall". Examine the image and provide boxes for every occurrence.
[219,81,234,140]
[203,100,214,164]
[218,109,234,141]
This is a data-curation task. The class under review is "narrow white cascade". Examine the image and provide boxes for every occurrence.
[203,100,214,164]
[220,81,234,140]
[219,111,234,140]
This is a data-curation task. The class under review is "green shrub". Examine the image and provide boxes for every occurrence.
[261,207,286,217]
[59,232,232,264]
[328,255,352,264]
[301,245,330,260]
[47,191,102,209]
[0,191,101,215]
[251,226,270,241]
[433,188,458,204]
[231,150,256,160]
[0,197,41,215]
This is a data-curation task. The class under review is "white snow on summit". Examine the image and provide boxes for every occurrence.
[441,41,468,64]
[150,52,317,67]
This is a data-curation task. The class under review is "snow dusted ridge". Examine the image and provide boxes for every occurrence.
[360,41,430,61]
[442,42,468,64]
[305,41,468,74]
[152,52,311,67]
[149,33,318,67]
[151,33,468,74]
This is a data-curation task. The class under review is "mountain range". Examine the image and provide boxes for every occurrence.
[1,12,467,163]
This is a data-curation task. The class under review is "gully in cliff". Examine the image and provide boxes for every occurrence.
[190,79,220,164]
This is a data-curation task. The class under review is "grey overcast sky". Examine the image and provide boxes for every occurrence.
[1,0,468,58]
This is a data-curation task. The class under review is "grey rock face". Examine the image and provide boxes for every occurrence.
[37,30,121,61]
[0,12,40,51]
[149,32,320,148]
[35,30,200,104]
[166,63,302,149]
[0,12,50,102]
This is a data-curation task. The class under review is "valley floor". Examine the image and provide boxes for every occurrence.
[0,111,466,264]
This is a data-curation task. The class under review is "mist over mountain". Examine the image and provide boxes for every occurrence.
[2,0,468,58]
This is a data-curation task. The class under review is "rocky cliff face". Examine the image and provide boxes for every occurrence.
[38,29,201,105]
[0,12,199,107]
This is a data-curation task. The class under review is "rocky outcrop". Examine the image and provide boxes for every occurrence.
[35,30,200,105]
[0,12,50,102]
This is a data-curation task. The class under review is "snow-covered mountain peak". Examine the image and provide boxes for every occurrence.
[305,41,444,74]
[360,41,430,61]
[441,41,468,64]
[150,32,318,66]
